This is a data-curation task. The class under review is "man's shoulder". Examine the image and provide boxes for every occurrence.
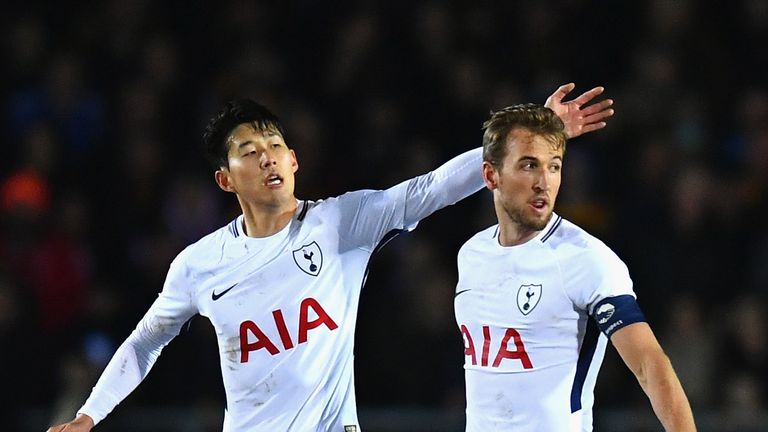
[459,225,499,253]
[334,189,382,206]
[544,217,626,271]
[298,189,383,219]
[175,218,238,264]
[197,218,238,244]
[541,217,600,250]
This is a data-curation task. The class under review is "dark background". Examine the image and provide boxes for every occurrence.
[1,1,766,430]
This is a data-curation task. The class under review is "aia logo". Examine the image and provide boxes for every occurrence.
[460,324,533,369]
[293,242,322,276]
[239,297,338,362]
[517,284,542,315]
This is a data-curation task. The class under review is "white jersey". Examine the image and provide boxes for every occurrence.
[454,214,637,432]
[79,148,484,431]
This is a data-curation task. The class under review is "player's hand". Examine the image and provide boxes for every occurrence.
[46,414,95,432]
[545,83,614,138]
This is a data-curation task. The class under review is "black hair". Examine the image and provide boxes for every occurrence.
[203,99,287,169]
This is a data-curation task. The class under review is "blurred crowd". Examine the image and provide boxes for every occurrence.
[1,1,767,430]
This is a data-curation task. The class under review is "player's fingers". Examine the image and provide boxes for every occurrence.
[580,122,608,134]
[579,99,613,117]
[545,82,576,105]
[46,426,66,432]
[571,86,605,106]
[582,108,615,124]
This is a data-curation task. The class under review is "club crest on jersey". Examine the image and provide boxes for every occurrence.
[517,284,542,315]
[292,242,323,276]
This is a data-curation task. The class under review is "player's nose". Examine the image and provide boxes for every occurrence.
[259,151,278,169]
[533,171,550,192]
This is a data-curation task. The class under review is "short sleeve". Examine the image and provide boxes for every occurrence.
[564,240,635,315]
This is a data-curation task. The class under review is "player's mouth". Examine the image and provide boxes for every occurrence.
[265,174,284,188]
[529,197,549,213]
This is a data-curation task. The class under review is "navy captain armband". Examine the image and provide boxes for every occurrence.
[591,295,646,338]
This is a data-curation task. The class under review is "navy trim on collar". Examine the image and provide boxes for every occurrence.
[540,215,562,243]
[228,218,239,237]
[298,200,309,221]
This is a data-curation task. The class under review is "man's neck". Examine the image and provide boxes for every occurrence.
[494,204,543,247]
[239,198,298,238]
[496,222,539,247]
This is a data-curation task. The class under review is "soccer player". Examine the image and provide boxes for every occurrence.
[454,104,696,431]
[47,84,613,432]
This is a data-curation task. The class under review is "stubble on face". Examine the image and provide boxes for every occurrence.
[501,199,553,232]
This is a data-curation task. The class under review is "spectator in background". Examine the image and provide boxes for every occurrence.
[660,294,716,409]
[8,52,105,166]
[0,276,36,429]
[720,295,767,428]
[0,164,90,337]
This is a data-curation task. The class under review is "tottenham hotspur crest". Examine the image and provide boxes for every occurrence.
[517,284,542,315]
[293,242,323,276]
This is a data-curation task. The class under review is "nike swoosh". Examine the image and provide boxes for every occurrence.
[212,284,237,301]
[454,289,471,298]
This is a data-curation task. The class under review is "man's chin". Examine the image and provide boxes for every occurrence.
[521,212,553,231]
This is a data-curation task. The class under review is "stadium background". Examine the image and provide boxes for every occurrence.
[1,1,766,431]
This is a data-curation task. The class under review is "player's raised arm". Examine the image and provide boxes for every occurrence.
[337,146,484,250]
[342,83,616,246]
[611,323,697,431]
[545,83,614,138]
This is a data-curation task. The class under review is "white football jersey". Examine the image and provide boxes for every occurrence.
[78,148,484,431]
[454,214,637,432]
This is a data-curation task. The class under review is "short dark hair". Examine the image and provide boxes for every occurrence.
[482,103,567,167]
[203,99,287,169]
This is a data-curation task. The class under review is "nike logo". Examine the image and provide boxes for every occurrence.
[454,289,471,298]
[212,284,237,301]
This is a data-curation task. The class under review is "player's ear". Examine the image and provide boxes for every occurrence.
[290,149,298,173]
[215,169,236,193]
[482,161,499,191]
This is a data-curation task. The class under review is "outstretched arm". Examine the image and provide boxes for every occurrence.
[611,322,696,431]
[545,83,614,138]
[45,310,191,431]
[342,83,614,247]
[46,255,197,431]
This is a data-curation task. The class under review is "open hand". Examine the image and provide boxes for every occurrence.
[545,83,614,138]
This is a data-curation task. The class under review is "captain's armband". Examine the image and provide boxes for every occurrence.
[592,295,646,338]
